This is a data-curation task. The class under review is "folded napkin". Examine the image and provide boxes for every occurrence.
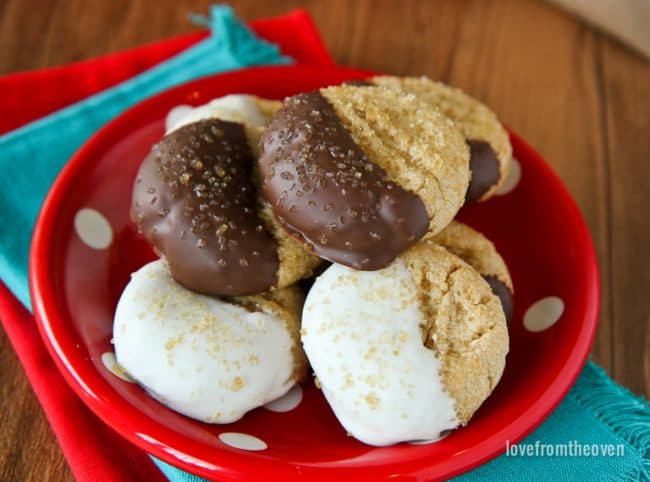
[0,4,647,482]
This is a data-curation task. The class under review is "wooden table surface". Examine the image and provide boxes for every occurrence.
[0,0,648,480]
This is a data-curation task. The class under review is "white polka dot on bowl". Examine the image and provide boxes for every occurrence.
[523,296,565,332]
[264,385,303,413]
[101,352,134,382]
[495,157,521,195]
[219,432,267,451]
[74,208,113,249]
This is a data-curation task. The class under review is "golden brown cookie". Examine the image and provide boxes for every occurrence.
[370,76,512,202]
[259,85,469,271]
[132,116,320,297]
[301,241,508,444]
[401,242,509,424]
[430,221,514,322]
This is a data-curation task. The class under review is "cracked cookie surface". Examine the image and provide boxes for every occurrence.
[301,241,508,445]
[322,85,470,234]
[429,221,514,322]
[259,85,469,270]
[371,76,512,202]
[401,242,509,424]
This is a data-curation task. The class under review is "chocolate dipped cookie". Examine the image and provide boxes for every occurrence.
[132,117,320,297]
[259,85,470,270]
[350,76,512,202]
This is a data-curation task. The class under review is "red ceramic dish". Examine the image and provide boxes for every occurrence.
[30,65,599,481]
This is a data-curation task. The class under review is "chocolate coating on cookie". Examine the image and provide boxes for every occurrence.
[132,119,279,296]
[483,275,514,324]
[465,140,501,202]
[259,92,429,270]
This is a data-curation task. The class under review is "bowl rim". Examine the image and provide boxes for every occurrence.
[29,64,600,481]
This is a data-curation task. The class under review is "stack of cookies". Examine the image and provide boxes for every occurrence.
[114,76,513,446]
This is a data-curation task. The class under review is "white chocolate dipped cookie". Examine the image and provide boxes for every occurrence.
[167,94,282,133]
[113,260,307,424]
[301,242,508,445]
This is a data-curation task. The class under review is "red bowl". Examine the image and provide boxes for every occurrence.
[30,65,599,481]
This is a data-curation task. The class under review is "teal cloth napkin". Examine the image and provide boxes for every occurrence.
[0,5,647,482]
[0,5,289,309]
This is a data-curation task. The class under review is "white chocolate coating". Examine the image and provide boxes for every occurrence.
[301,261,459,446]
[167,94,268,133]
[113,260,298,423]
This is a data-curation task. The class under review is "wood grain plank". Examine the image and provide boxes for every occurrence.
[316,0,470,76]
[0,0,58,73]
[600,40,650,396]
[42,0,135,67]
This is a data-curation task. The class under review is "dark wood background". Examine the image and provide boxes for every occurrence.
[0,0,648,480]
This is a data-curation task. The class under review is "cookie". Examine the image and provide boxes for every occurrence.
[132,116,320,297]
[430,221,514,323]
[366,76,512,202]
[301,242,508,445]
[259,85,469,270]
[113,260,308,424]
[168,94,282,133]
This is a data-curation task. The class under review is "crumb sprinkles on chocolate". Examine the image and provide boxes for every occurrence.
[259,90,429,270]
[132,118,280,296]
